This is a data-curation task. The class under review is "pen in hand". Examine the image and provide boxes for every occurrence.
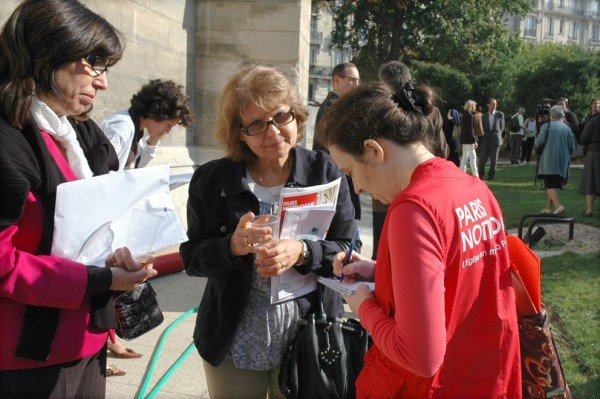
[340,228,360,282]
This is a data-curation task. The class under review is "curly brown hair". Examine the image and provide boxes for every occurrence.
[214,65,308,163]
[128,79,194,127]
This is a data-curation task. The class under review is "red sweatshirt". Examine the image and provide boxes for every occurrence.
[357,157,521,398]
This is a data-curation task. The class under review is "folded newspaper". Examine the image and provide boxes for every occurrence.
[270,178,341,304]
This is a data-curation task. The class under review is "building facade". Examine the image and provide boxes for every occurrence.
[508,0,600,49]
[308,6,353,105]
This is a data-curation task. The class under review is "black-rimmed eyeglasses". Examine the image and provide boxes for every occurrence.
[240,110,296,136]
[83,54,109,77]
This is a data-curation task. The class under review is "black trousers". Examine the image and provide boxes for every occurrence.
[0,345,107,399]
[521,137,535,163]
[478,140,500,180]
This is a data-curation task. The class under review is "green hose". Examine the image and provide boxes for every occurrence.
[137,306,199,399]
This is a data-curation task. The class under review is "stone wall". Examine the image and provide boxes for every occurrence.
[195,0,311,155]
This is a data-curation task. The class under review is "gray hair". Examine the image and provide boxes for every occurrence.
[550,104,565,119]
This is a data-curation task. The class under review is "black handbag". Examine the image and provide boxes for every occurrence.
[279,286,371,399]
[114,282,164,340]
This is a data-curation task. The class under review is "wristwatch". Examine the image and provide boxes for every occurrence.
[296,240,310,266]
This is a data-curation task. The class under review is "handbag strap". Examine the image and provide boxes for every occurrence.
[315,284,327,325]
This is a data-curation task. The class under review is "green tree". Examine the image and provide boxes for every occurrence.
[329,0,531,82]
[511,43,600,119]
[410,61,473,110]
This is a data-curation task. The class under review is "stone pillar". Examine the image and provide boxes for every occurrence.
[193,0,311,163]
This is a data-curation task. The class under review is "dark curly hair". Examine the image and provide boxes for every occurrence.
[128,79,194,153]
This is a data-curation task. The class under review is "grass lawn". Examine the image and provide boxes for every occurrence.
[484,163,599,229]
[540,252,600,398]
[485,163,599,397]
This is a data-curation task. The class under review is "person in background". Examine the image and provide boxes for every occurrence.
[509,107,526,164]
[180,65,358,398]
[459,100,479,177]
[443,108,462,166]
[371,60,450,258]
[0,0,156,396]
[312,62,361,220]
[473,104,485,140]
[578,108,599,217]
[100,79,194,170]
[318,82,521,398]
[478,98,505,181]
[521,114,538,164]
[580,98,599,130]
[557,97,580,142]
[535,105,576,214]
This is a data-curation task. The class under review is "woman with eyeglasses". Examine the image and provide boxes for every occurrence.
[180,65,359,398]
[0,0,157,396]
[100,79,194,170]
[321,82,521,398]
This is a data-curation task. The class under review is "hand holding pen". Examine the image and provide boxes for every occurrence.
[340,228,360,282]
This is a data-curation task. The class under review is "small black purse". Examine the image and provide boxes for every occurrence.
[114,282,164,340]
[279,286,371,399]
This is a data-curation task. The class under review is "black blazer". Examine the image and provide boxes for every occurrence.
[482,111,505,146]
[459,111,477,144]
[180,146,358,366]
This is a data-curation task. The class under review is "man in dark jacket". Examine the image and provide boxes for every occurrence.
[557,97,580,141]
[313,62,362,219]
[478,98,505,181]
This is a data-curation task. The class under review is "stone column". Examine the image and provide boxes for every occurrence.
[193,0,311,163]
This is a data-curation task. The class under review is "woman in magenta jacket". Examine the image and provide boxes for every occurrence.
[0,1,156,397]
[318,82,522,398]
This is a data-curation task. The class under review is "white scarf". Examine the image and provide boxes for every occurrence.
[30,98,93,179]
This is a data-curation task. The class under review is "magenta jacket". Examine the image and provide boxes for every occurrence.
[0,118,117,370]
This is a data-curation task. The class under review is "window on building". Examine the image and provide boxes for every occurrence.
[545,0,553,9]
[559,19,564,33]
[592,24,599,42]
[547,17,554,36]
[333,50,343,66]
[531,0,537,9]
[310,17,318,36]
[525,16,537,36]
[570,21,578,39]
[310,48,318,66]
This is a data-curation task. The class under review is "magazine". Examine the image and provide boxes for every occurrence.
[270,178,341,304]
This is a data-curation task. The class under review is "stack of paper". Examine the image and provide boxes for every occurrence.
[317,277,375,296]
[270,178,341,304]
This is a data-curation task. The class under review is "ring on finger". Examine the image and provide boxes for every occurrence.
[243,236,249,246]
[279,261,285,269]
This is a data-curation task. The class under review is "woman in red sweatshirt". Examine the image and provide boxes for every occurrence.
[318,81,521,398]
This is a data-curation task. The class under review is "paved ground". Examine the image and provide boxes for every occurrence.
[106,194,374,399]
